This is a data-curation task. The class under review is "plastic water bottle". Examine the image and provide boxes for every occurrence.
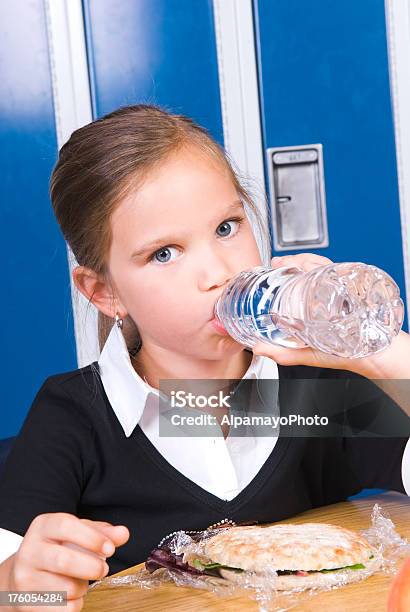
[214,262,404,358]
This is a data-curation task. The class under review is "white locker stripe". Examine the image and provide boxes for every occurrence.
[213,0,271,266]
[44,0,99,367]
[385,0,410,323]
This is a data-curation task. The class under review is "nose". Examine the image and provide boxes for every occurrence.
[196,250,233,292]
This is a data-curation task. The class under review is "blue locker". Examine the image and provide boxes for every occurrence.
[253,0,408,330]
[82,0,224,144]
[0,1,77,438]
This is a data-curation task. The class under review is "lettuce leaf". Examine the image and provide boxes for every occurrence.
[319,563,365,573]
[191,558,367,575]
[192,559,244,573]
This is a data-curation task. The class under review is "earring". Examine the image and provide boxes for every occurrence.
[115,313,123,329]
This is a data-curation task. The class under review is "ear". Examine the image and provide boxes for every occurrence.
[72,266,127,319]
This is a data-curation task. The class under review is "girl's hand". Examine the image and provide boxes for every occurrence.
[7,513,129,611]
[252,253,366,374]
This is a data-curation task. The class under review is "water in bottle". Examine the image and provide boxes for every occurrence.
[214,262,404,358]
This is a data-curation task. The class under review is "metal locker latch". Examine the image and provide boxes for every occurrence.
[266,144,329,251]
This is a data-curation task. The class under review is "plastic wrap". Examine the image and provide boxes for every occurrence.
[88,504,410,611]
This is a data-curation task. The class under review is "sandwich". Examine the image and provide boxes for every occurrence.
[146,522,381,590]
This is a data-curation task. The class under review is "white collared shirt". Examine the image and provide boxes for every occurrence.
[98,322,280,501]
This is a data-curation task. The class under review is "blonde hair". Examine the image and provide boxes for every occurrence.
[50,104,270,353]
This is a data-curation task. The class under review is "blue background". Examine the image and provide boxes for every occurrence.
[83,0,224,141]
[0,1,77,438]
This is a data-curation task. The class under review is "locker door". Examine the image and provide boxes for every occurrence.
[83,0,224,143]
[253,0,408,329]
[1,1,77,438]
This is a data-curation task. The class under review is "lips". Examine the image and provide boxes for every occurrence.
[208,297,230,335]
[210,316,230,335]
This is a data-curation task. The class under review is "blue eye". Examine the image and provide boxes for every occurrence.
[151,246,179,264]
[216,218,242,238]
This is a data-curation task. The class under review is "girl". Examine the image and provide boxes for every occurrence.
[0,105,409,612]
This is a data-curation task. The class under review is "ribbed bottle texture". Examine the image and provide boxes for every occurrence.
[214,262,404,358]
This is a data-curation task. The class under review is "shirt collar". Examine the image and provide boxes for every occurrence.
[97,322,278,437]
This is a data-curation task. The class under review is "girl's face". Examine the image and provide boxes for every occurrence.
[107,146,262,360]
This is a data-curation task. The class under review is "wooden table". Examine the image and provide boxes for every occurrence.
[83,492,410,611]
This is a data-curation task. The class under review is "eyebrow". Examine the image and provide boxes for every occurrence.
[130,200,244,259]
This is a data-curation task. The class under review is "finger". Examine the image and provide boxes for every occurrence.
[300,254,333,270]
[270,255,306,272]
[34,541,109,581]
[270,255,299,268]
[271,254,333,269]
[252,340,348,370]
[33,569,89,601]
[271,253,331,262]
[66,599,85,612]
[102,524,129,546]
[32,513,116,558]
[300,254,332,263]
[80,519,113,528]
[252,341,323,367]
[80,521,130,547]
[299,259,332,272]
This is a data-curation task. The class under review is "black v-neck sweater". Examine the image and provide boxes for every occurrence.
[0,362,407,575]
